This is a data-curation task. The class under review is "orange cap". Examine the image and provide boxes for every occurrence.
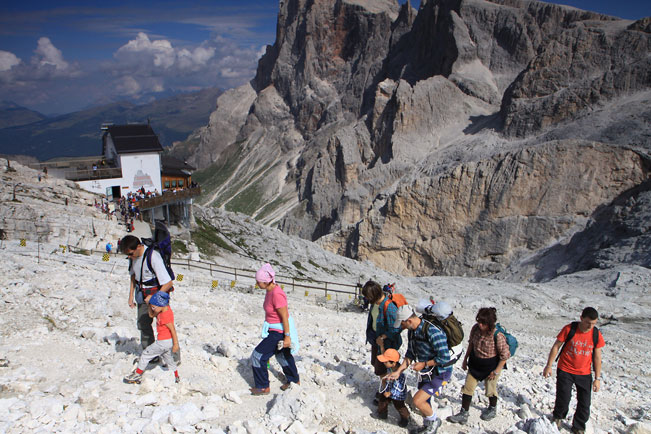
[377,348,400,363]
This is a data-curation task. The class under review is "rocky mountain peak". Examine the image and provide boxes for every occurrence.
[186,0,651,279]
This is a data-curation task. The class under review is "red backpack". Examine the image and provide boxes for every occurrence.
[382,293,408,322]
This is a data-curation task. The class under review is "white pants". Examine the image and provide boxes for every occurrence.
[137,339,176,371]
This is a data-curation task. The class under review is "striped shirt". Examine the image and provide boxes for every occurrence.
[468,324,511,360]
[406,320,452,374]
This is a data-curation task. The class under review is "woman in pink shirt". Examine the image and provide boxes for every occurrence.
[250,263,300,395]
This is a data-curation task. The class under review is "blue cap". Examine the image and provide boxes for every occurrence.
[149,291,169,307]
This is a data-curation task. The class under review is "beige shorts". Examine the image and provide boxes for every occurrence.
[461,371,500,398]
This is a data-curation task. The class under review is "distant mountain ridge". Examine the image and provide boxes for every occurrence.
[0,88,222,161]
[0,101,46,129]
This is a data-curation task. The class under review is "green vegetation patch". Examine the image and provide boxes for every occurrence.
[193,141,246,203]
[172,240,189,255]
[308,259,323,270]
[191,218,236,256]
[255,195,290,222]
[224,179,266,215]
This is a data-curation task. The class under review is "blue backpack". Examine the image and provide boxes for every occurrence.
[141,220,175,285]
[494,323,518,357]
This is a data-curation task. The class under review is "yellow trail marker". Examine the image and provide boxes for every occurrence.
[59,244,66,253]
[326,294,331,301]
[304,290,309,297]
[176,274,184,282]
[230,280,236,288]
[102,253,110,262]
[19,239,26,246]
[211,280,218,288]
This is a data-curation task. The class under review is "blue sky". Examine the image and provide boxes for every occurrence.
[0,0,649,115]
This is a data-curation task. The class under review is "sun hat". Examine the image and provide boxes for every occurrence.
[393,305,415,328]
[149,291,170,307]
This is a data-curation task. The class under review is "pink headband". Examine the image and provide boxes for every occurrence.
[256,263,276,283]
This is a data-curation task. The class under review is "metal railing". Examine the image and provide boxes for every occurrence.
[135,188,201,209]
[61,245,361,300]
[65,167,123,181]
[168,257,361,298]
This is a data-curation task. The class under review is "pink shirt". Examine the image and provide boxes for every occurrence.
[264,284,288,332]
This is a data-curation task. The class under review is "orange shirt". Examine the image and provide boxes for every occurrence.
[156,307,174,341]
[557,324,605,375]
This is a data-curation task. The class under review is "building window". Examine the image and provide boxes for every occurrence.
[178,179,184,187]
[164,181,170,188]
[171,180,177,188]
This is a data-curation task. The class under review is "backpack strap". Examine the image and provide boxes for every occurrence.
[555,321,579,362]
[417,320,462,368]
[592,327,599,364]
[382,295,395,324]
[140,247,159,287]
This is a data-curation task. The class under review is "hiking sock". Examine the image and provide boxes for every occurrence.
[489,396,498,408]
[461,394,472,411]
[136,368,144,375]
[425,413,438,422]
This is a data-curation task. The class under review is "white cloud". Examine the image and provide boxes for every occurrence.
[115,32,217,72]
[115,76,141,96]
[0,51,21,72]
[34,37,70,71]
[116,32,176,69]
[108,32,260,99]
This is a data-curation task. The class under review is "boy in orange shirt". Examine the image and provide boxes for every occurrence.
[124,291,180,384]
[543,307,605,434]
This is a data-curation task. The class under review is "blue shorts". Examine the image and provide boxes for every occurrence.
[419,370,452,397]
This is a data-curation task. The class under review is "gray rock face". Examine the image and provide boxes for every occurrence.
[513,176,651,282]
[192,0,651,277]
[319,141,650,276]
[501,17,651,137]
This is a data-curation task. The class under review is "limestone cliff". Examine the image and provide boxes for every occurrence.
[188,0,651,278]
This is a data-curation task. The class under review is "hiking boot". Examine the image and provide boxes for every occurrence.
[280,381,300,391]
[447,408,469,424]
[398,417,410,428]
[370,411,388,420]
[552,418,562,430]
[414,418,441,434]
[123,371,142,384]
[250,387,270,396]
[480,405,497,421]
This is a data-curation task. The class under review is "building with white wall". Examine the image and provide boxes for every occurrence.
[76,124,163,198]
